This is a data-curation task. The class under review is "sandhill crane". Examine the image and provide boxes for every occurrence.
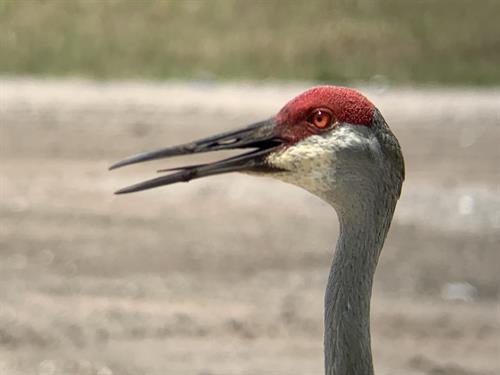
[110,86,405,375]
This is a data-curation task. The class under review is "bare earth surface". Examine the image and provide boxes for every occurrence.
[0,79,499,375]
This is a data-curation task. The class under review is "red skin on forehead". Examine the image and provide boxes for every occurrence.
[274,86,375,144]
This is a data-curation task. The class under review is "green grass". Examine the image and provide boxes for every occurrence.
[1,0,499,85]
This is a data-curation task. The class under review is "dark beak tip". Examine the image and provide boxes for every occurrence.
[114,186,141,195]
[108,161,122,171]
[114,187,131,195]
[109,159,131,171]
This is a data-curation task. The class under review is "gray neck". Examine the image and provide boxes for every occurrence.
[324,198,396,375]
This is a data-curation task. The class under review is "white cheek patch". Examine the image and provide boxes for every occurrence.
[265,125,380,200]
[268,136,336,171]
[267,135,339,198]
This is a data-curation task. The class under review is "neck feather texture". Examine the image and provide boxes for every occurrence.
[324,197,396,375]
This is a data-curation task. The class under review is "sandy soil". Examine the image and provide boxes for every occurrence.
[0,79,499,375]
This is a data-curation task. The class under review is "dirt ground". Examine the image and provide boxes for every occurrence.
[0,79,499,375]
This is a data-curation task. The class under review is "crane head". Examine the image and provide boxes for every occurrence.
[110,86,404,205]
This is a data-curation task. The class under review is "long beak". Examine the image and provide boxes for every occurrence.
[109,118,284,194]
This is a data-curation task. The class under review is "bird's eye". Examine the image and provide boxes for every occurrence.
[308,110,334,129]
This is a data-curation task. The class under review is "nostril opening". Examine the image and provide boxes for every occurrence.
[216,138,240,146]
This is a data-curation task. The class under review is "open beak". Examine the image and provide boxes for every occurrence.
[109,118,284,194]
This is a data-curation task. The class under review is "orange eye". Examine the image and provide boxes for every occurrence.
[308,110,333,129]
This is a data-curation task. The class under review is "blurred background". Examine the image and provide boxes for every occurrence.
[0,1,499,374]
